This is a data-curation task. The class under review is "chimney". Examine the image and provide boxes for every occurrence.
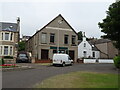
[17,17,20,42]
[17,17,20,32]
[83,32,86,41]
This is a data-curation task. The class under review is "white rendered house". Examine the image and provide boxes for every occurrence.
[78,36,100,59]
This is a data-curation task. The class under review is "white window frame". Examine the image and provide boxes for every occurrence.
[10,46,13,55]
[0,46,3,56]
[0,32,14,42]
[0,45,13,56]
[5,33,9,41]
[41,33,47,44]
[4,46,9,55]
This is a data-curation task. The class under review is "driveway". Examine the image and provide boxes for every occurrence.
[2,63,119,88]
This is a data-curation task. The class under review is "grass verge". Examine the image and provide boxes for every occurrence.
[34,71,118,88]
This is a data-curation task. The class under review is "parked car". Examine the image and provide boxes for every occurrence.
[16,51,31,63]
[52,54,73,66]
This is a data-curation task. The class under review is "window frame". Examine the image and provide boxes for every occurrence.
[10,46,13,55]
[50,33,55,43]
[64,35,69,44]
[5,33,9,40]
[72,35,76,45]
[92,52,95,58]
[84,43,86,47]
[10,33,13,41]
[4,46,9,55]
[41,33,47,44]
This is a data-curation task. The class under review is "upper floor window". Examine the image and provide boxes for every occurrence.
[1,32,14,41]
[2,33,3,40]
[84,43,86,47]
[10,33,13,41]
[72,35,76,44]
[64,35,68,44]
[41,33,47,44]
[50,33,55,43]
[5,33,9,40]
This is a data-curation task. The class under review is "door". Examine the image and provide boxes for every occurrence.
[41,49,49,60]
[83,51,87,58]
[69,50,75,61]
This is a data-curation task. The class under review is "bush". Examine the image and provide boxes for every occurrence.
[113,56,120,69]
[4,56,13,59]
[0,58,5,65]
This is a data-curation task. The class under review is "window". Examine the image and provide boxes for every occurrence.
[2,33,3,40]
[10,33,13,41]
[93,52,95,58]
[10,46,13,55]
[50,33,55,43]
[72,35,76,44]
[64,35,68,44]
[53,50,57,54]
[41,33,47,44]
[0,46,2,55]
[5,33,9,40]
[84,43,86,47]
[4,46,8,55]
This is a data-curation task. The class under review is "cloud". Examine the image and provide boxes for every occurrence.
[1,1,114,38]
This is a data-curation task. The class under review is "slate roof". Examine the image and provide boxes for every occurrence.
[88,41,100,51]
[94,39,111,44]
[0,22,18,32]
[88,39,111,51]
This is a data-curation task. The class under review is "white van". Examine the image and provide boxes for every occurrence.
[52,54,73,66]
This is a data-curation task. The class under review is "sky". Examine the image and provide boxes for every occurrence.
[1,0,115,38]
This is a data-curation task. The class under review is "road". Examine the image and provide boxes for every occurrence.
[2,63,119,88]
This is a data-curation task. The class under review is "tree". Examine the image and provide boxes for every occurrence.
[98,1,120,55]
[18,41,25,51]
[77,31,83,40]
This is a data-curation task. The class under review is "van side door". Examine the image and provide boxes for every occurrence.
[68,56,72,64]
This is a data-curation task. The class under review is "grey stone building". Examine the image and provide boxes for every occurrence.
[89,39,118,59]
[0,18,20,61]
[26,14,78,63]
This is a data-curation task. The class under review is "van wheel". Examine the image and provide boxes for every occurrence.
[62,62,65,67]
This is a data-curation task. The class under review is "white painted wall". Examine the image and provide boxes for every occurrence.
[84,59,114,63]
[78,37,100,58]
[78,37,92,58]
[93,51,100,59]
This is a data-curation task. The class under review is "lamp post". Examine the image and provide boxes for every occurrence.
[57,20,63,53]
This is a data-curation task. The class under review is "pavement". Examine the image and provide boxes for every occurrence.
[2,63,119,88]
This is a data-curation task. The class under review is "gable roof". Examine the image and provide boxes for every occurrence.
[88,39,111,51]
[88,41,100,51]
[94,39,111,44]
[0,22,18,32]
[28,14,78,40]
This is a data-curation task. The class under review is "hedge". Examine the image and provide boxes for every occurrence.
[0,58,5,65]
[4,56,13,59]
[113,56,120,69]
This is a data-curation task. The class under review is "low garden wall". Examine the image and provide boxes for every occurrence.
[4,59,16,64]
[84,59,114,63]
